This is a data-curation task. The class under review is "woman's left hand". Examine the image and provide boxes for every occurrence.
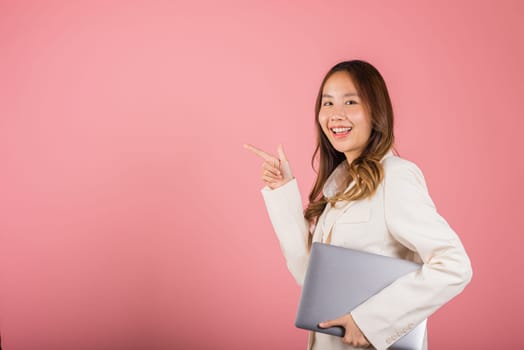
[318,313,370,348]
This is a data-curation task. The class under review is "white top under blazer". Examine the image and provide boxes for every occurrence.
[260,149,472,350]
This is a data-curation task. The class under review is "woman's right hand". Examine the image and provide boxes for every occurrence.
[243,143,294,190]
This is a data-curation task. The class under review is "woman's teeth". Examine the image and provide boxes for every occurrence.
[331,127,352,134]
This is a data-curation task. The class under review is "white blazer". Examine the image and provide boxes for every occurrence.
[261,149,472,350]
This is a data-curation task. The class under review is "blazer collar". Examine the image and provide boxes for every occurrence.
[322,149,394,198]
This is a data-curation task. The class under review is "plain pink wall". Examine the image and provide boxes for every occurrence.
[1,0,523,349]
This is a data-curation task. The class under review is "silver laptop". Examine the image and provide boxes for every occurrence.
[295,242,426,350]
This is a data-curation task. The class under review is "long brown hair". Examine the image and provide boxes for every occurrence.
[304,60,395,248]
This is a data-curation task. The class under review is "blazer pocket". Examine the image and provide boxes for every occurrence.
[336,204,371,224]
[331,204,372,246]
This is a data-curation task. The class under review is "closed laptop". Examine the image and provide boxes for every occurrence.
[295,242,426,350]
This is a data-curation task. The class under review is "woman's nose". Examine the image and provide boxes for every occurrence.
[329,110,346,120]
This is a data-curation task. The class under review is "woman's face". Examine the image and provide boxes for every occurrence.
[318,71,372,164]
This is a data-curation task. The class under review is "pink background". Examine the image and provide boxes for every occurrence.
[1,0,523,349]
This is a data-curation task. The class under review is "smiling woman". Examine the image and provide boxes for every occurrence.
[245,60,472,350]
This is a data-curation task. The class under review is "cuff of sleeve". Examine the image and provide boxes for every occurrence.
[260,178,302,221]
[260,178,300,206]
[260,177,296,192]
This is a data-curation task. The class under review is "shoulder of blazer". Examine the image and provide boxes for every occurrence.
[382,154,423,174]
[382,154,428,190]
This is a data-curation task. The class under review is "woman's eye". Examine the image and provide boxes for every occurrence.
[322,101,333,106]
[345,100,357,105]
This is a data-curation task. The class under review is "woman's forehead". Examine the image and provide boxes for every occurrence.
[323,71,358,95]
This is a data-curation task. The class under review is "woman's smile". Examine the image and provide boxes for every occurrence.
[330,126,353,138]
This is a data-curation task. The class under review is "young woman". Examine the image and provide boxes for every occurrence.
[244,60,472,350]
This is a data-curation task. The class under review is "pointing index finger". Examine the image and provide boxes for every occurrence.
[243,143,273,161]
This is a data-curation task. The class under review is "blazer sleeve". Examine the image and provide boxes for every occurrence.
[261,178,311,286]
[350,159,473,350]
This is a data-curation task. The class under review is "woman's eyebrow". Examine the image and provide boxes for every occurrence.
[322,92,359,98]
